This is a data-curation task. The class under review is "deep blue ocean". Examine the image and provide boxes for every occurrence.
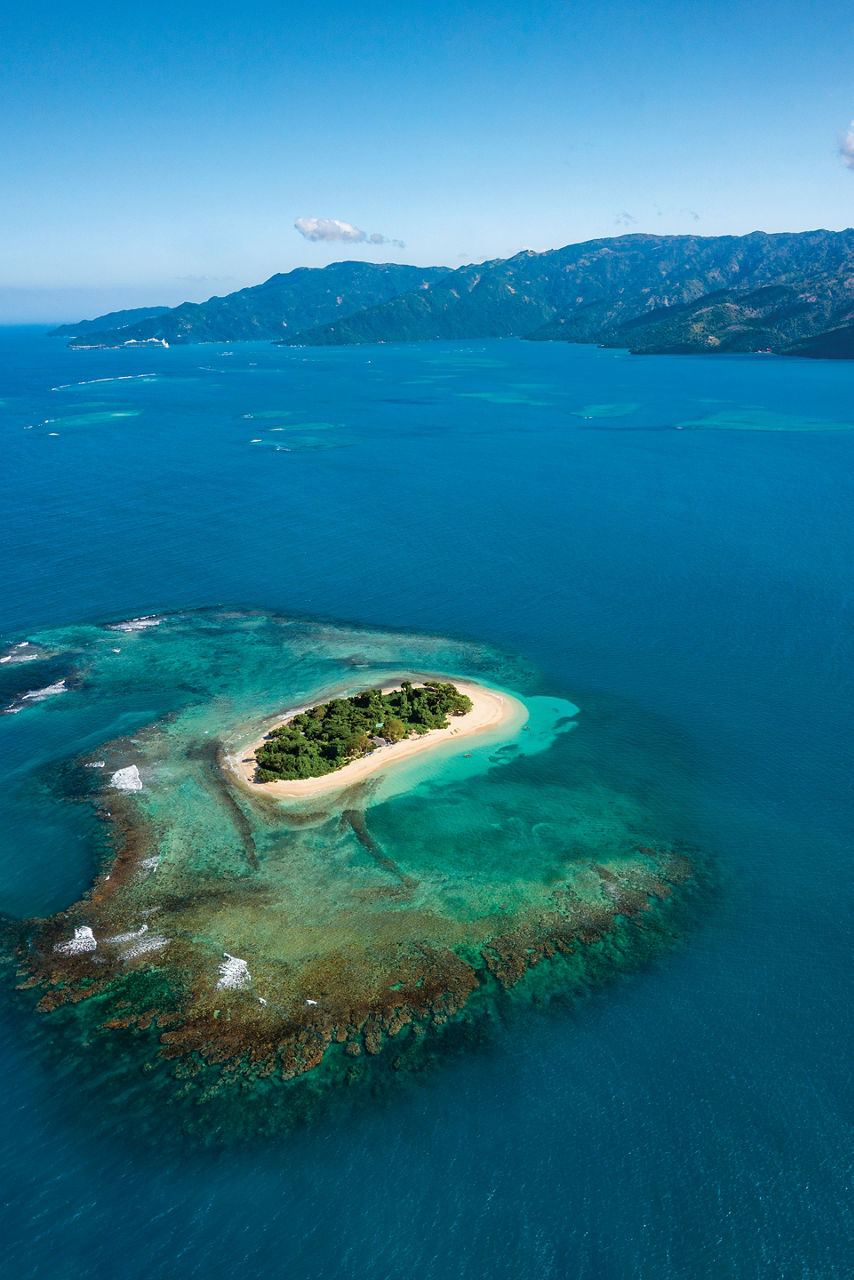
[0,328,851,1278]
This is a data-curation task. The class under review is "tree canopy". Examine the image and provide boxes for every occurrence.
[254,681,474,781]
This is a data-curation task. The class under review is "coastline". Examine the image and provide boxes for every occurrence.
[226,679,526,799]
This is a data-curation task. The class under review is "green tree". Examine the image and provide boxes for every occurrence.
[382,716,407,743]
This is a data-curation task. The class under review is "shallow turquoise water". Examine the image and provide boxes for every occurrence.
[0,330,852,1277]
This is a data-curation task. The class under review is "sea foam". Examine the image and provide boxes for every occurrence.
[122,933,167,960]
[108,615,163,632]
[3,679,68,714]
[111,765,142,791]
[51,373,157,390]
[216,954,251,990]
[0,642,41,665]
[54,926,97,955]
[105,925,149,945]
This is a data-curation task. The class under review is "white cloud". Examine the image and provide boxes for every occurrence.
[840,121,854,169]
[294,217,404,248]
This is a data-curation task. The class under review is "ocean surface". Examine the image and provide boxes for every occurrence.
[0,328,851,1278]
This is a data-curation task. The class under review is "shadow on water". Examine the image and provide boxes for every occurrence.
[341,807,419,896]
[186,739,259,871]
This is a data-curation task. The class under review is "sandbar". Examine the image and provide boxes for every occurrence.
[227,679,526,799]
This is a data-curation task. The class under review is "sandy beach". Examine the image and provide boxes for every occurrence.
[227,679,526,799]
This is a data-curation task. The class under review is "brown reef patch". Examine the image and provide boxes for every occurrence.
[16,816,694,1093]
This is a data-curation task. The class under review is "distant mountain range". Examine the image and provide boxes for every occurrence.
[52,230,854,358]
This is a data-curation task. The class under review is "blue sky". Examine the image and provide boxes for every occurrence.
[2,0,852,321]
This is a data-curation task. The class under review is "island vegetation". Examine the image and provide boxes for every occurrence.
[254,680,474,781]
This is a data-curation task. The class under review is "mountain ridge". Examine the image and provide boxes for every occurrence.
[50,304,172,336]
[52,261,451,347]
[54,229,854,358]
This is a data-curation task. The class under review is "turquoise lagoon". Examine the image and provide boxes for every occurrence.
[5,610,695,1138]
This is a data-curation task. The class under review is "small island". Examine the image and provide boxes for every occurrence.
[232,678,520,797]
[254,681,473,781]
